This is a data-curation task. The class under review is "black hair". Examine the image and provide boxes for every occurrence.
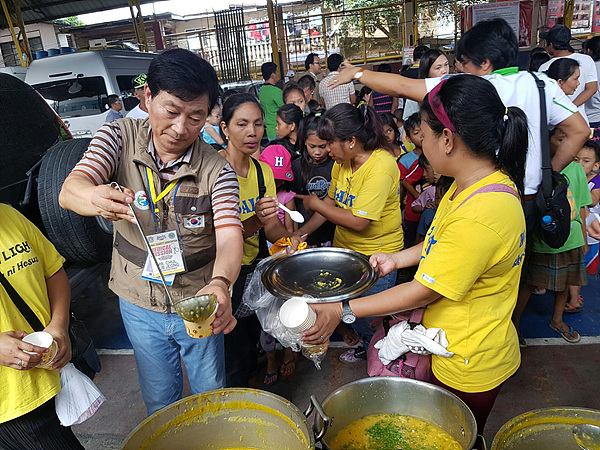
[221,88,240,106]
[147,49,220,109]
[377,63,392,73]
[297,112,328,184]
[261,61,278,81]
[418,49,446,78]
[413,45,429,62]
[546,58,579,83]
[436,175,454,193]
[107,94,120,107]
[418,152,430,170]
[317,103,389,152]
[307,99,324,115]
[380,112,399,143]
[277,103,304,127]
[305,52,319,71]
[421,75,528,196]
[282,83,306,104]
[455,18,518,71]
[327,53,344,72]
[221,93,264,126]
[528,52,550,72]
[356,86,372,106]
[297,74,316,91]
[404,112,421,133]
[582,139,600,162]
[584,36,600,61]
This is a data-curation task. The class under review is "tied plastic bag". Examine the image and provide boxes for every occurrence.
[55,363,105,426]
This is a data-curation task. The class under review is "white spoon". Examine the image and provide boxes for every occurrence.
[278,202,305,223]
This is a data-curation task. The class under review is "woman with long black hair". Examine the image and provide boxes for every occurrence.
[304,75,528,433]
[297,103,403,362]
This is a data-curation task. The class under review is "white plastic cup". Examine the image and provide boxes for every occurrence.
[22,331,58,369]
[279,297,316,334]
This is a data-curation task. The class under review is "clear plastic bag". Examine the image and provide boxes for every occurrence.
[55,363,105,426]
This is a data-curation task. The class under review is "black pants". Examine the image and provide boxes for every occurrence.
[224,264,261,387]
[0,398,83,450]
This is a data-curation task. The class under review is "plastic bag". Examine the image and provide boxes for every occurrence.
[242,253,305,352]
[55,363,106,426]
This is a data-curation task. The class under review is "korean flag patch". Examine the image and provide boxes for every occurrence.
[183,216,205,229]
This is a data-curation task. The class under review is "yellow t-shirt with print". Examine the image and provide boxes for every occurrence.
[415,171,524,393]
[0,205,65,423]
[328,149,403,254]
[237,159,277,266]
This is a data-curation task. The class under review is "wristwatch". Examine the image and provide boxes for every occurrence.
[341,299,356,324]
[209,276,232,295]
[353,67,366,80]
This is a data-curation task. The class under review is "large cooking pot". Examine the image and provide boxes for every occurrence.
[121,388,317,450]
[311,377,477,450]
[491,407,600,450]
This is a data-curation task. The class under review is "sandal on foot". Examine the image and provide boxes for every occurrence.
[550,324,581,343]
[263,371,278,386]
[564,303,583,314]
[280,353,297,377]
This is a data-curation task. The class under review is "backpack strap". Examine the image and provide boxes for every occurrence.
[453,183,519,213]
[250,157,266,199]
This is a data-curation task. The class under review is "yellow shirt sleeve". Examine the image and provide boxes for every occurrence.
[349,164,396,221]
[416,217,508,301]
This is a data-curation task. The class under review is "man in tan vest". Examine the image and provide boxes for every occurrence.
[59,49,243,415]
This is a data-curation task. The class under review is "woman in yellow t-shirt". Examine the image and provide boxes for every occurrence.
[219,93,302,388]
[0,205,82,448]
[296,103,403,361]
[303,75,528,434]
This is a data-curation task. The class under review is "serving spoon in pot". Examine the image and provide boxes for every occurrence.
[279,202,305,223]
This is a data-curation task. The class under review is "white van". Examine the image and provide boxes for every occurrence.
[0,66,27,81]
[25,49,156,138]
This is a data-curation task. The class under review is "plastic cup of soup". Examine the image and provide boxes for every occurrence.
[22,331,58,369]
[183,303,219,339]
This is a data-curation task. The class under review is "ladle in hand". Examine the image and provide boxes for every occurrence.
[110,182,173,306]
[573,424,600,450]
[278,202,305,223]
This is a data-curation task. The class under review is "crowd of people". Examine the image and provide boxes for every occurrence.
[3,17,600,448]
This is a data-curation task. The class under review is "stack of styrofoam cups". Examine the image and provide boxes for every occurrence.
[279,297,328,367]
[278,297,316,335]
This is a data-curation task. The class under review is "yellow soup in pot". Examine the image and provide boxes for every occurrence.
[329,414,463,450]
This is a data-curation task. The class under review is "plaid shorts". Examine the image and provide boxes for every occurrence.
[525,247,587,292]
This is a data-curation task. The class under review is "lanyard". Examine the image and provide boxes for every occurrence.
[145,166,181,232]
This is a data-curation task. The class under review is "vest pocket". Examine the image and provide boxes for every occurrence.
[175,195,212,235]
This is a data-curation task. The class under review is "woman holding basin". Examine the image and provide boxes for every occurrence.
[296,103,404,362]
[303,75,527,434]
[219,93,303,387]
[0,204,82,448]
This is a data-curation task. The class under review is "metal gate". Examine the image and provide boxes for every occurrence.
[214,7,251,83]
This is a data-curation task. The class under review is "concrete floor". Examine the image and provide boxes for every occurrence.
[69,270,600,449]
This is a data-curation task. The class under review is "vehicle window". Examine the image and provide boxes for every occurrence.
[33,76,108,119]
[117,75,139,111]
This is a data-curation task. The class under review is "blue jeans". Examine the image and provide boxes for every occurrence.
[119,299,226,415]
[351,270,398,346]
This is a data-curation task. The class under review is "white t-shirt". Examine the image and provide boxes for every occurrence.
[585,60,600,124]
[126,104,149,119]
[539,53,598,124]
[426,71,577,195]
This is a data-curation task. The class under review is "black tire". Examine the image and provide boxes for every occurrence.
[38,139,113,264]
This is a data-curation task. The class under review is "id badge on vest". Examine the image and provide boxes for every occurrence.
[141,231,186,284]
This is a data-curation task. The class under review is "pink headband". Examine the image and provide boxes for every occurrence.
[428,78,455,132]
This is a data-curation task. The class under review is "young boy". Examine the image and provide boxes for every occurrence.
[566,140,600,312]
[513,129,592,344]
[398,113,426,248]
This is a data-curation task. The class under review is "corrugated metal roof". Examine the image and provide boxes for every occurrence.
[3,0,164,25]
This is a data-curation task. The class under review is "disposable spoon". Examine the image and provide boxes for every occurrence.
[279,202,305,223]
